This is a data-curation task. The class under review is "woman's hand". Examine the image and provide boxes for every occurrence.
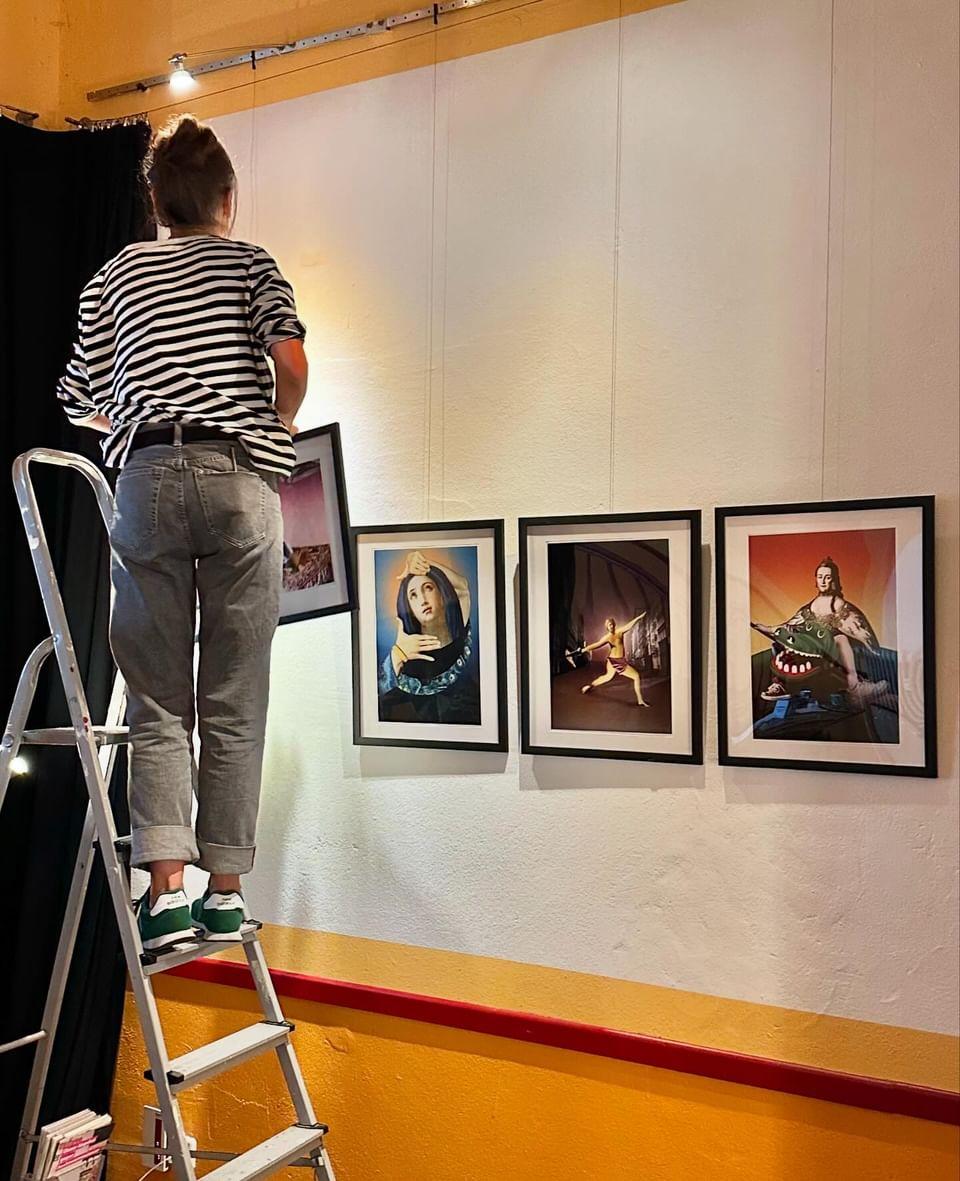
[399,550,431,580]
[77,412,113,434]
[279,413,298,438]
[392,620,441,669]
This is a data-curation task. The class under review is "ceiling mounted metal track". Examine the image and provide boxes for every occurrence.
[87,0,496,102]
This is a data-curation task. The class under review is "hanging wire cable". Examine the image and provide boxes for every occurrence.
[136,1160,166,1181]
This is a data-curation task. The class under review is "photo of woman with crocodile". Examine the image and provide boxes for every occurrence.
[749,543,899,743]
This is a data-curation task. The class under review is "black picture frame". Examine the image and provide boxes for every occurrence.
[715,496,937,777]
[278,422,355,626]
[519,510,703,764]
[351,518,508,753]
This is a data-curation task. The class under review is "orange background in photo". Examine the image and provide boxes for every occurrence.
[748,528,898,655]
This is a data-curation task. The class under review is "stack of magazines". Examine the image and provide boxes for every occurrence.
[33,1111,112,1181]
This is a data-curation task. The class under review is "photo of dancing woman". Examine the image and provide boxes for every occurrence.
[546,538,672,735]
[577,614,649,706]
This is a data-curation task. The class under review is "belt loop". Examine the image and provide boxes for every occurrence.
[173,423,182,448]
[231,446,238,472]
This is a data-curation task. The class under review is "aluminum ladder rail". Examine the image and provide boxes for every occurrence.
[1,448,336,1181]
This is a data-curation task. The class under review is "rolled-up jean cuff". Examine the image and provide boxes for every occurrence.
[131,825,200,869]
[197,839,256,875]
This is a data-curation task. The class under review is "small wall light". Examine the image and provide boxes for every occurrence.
[168,55,197,94]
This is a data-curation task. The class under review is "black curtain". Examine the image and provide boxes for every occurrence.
[0,117,154,1174]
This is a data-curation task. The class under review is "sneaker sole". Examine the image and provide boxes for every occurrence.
[192,921,244,942]
[141,927,198,951]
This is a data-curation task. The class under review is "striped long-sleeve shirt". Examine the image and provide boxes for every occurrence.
[56,234,306,476]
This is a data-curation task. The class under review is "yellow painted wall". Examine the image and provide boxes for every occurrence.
[236,923,960,1092]
[0,0,61,127]
[109,975,959,1181]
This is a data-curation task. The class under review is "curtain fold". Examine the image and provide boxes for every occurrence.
[0,116,154,1175]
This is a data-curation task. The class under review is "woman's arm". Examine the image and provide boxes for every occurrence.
[431,560,470,625]
[74,412,113,434]
[271,339,308,435]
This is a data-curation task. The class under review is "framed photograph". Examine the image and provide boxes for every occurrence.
[716,496,936,776]
[278,423,354,625]
[351,520,508,752]
[519,511,703,763]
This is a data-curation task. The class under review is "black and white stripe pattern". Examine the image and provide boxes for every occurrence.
[56,235,306,475]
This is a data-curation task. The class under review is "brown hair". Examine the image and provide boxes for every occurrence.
[815,556,843,596]
[144,114,236,229]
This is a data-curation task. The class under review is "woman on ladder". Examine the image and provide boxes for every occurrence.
[55,114,308,950]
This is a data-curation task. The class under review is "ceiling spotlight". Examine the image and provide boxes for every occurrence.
[168,54,196,94]
[9,755,30,776]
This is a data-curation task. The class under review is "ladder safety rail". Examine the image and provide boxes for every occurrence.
[13,446,117,533]
[3,448,335,1181]
[0,637,55,814]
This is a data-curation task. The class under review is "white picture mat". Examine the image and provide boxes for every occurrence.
[357,527,500,745]
[526,519,694,756]
[279,432,350,616]
[723,506,926,766]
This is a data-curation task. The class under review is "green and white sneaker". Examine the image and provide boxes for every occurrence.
[136,888,195,952]
[191,889,246,942]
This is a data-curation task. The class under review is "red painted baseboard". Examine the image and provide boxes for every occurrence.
[170,958,960,1126]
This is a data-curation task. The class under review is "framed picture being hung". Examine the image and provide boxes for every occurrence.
[352,520,508,752]
[278,423,354,625]
[519,511,703,763]
[716,496,936,777]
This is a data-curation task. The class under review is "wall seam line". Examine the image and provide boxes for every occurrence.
[609,6,624,511]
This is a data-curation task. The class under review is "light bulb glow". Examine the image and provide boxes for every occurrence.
[168,55,196,94]
[10,755,30,776]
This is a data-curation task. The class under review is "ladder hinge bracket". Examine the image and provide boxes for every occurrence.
[143,1067,185,1085]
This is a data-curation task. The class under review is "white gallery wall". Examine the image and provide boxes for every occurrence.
[210,0,959,1034]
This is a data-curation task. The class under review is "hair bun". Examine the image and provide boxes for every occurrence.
[153,115,213,166]
[144,114,236,228]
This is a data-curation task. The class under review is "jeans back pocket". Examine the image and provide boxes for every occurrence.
[195,469,267,548]
[111,467,164,556]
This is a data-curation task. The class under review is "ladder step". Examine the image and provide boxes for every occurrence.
[204,1124,328,1181]
[141,919,262,975]
[146,1020,293,1092]
[0,1029,46,1056]
[19,725,130,746]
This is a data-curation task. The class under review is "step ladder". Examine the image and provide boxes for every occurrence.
[0,448,336,1181]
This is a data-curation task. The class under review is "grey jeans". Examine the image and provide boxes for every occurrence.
[108,438,283,874]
